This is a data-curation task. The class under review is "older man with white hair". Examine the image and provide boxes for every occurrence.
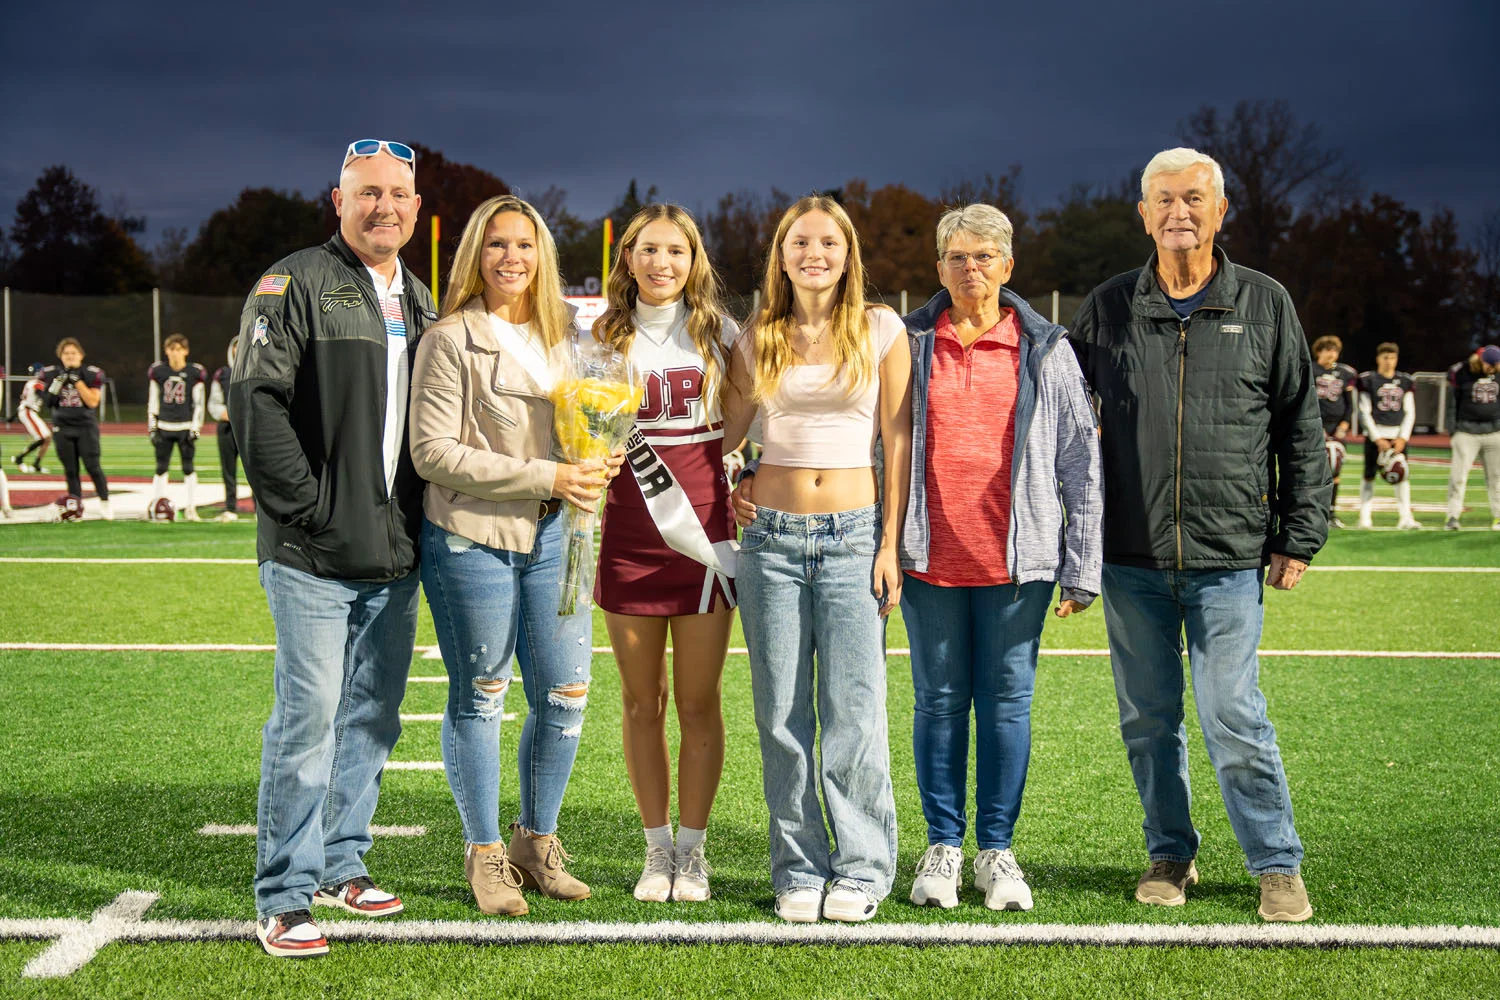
[1069,147,1328,922]
[231,140,437,958]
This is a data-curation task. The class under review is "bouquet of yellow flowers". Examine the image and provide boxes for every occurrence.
[551,340,642,615]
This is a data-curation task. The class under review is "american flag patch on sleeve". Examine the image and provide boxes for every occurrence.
[255,274,291,296]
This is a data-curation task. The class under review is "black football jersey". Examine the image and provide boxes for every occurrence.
[149,362,207,425]
[1315,362,1356,429]
[1357,370,1414,429]
[1450,362,1500,424]
[41,364,105,427]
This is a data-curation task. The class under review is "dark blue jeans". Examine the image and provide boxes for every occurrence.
[901,575,1053,850]
[1101,564,1303,875]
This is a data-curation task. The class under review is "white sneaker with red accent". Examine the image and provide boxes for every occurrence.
[312,875,403,917]
[256,909,329,958]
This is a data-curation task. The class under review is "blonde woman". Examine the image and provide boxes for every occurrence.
[409,195,621,916]
[593,205,748,903]
[727,196,912,923]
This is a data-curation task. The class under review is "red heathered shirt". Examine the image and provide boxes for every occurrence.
[909,307,1020,588]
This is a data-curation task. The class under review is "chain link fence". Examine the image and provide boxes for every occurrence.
[2,290,243,417]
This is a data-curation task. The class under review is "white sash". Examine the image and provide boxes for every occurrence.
[623,427,738,580]
[490,317,555,392]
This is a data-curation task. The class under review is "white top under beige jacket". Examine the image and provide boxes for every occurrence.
[409,296,575,553]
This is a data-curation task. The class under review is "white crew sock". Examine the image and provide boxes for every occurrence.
[1359,479,1374,520]
[1396,479,1413,521]
[185,472,198,510]
[150,473,168,505]
[0,468,11,510]
[676,825,706,853]
[644,825,674,853]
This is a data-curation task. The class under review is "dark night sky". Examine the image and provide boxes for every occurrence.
[4,0,1497,246]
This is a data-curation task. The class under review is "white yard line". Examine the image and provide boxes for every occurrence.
[198,824,426,837]
[400,713,517,722]
[4,643,1499,659]
[5,892,1497,978]
[384,761,445,771]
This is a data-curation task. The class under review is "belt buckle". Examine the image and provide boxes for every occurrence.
[538,500,550,522]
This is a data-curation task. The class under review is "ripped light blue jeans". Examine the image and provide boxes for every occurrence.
[420,514,592,843]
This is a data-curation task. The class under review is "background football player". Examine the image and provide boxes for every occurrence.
[11,363,53,473]
[206,335,242,522]
[41,337,111,520]
[1356,342,1418,529]
[1444,344,1500,530]
[146,333,208,520]
[1312,335,1357,528]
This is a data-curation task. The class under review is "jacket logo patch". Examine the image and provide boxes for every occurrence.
[255,274,291,296]
[320,284,365,314]
[1221,323,1244,334]
[251,315,269,347]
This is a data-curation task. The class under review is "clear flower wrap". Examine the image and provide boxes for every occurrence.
[551,340,642,616]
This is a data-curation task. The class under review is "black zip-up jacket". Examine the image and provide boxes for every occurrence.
[231,234,437,582]
[1070,247,1330,569]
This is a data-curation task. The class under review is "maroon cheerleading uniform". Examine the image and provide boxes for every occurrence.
[595,300,739,615]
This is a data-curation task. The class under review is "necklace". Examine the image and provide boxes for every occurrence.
[799,321,831,348]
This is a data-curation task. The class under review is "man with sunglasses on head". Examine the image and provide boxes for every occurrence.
[232,139,437,959]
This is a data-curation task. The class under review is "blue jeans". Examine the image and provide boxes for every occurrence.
[901,575,1053,851]
[1101,564,1303,875]
[254,561,420,919]
[737,504,898,899]
[420,514,591,844]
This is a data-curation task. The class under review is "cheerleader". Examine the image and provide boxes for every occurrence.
[593,205,752,903]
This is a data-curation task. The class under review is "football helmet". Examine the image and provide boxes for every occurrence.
[150,497,177,522]
[1324,438,1346,478]
[53,495,84,522]
[1377,448,1408,485]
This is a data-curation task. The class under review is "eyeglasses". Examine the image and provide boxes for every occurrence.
[342,139,416,174]
[941,251,1005,269]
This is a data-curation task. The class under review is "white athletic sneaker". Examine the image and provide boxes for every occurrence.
[822,880,878,922]
[634,845,674,902]
[774,886,822,923]
[1396,517,1422,530]
[1357,514,1374,529]
[672,843,712,902]
[256,909,328,958]
[975,848,1033,911]
[98,499,113,521]
[183,507,202,522]
[215,510,239,522]
[1492,519,1500,532]
[909,844,963,909]
[1,505,12,519]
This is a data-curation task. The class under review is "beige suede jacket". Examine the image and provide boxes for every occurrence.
[409,296,574,553]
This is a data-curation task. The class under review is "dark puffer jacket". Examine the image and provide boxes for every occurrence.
[1069,247,1330,570]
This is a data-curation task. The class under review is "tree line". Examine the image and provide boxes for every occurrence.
[2,101,1496,372]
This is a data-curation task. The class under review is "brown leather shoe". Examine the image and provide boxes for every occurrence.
[1135,859,1199,906]
[465,842,529,916]
[507,823,591,900]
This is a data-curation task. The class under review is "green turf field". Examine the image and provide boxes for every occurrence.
[1,438,1498,998]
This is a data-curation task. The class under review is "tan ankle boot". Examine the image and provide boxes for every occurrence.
[506,823,591,900]
[464,842,529,916]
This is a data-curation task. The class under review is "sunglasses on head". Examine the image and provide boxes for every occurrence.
[342,139,416,174]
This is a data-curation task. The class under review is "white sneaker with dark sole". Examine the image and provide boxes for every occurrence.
[975,848,1033,911]
[910,844,962,909]
[774,887,822,923]
[822,881,878,922]
[256,910,329,958]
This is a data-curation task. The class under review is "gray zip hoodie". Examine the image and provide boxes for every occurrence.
[899,288,1103,604]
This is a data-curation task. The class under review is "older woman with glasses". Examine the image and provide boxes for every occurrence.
[899,204,1102,911]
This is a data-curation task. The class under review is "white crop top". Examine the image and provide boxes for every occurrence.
[742,308,905,469]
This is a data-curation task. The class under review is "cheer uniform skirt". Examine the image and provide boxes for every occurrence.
[595,500,737,615]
